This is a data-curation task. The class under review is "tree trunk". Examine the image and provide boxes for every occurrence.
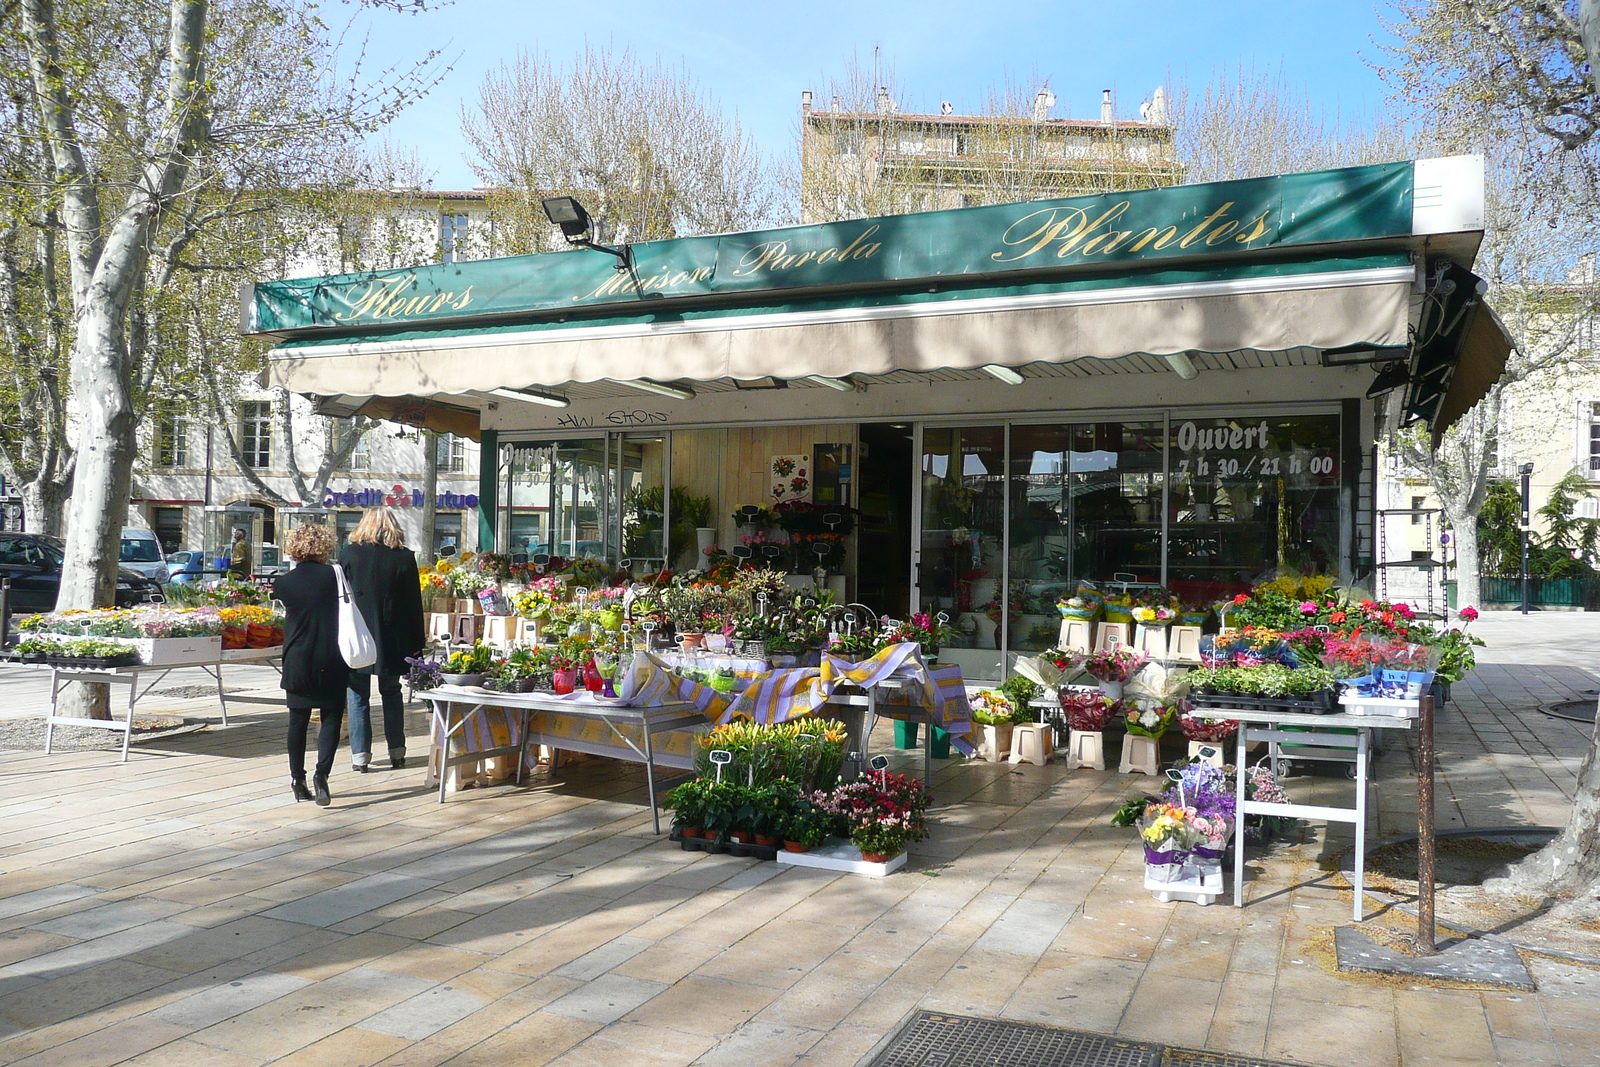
[21,477,68,538]
[421,431,438,559]
[1487,694,1600,912]
[1449,510,1481,611]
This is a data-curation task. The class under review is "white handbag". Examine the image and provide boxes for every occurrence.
[331,563,378,669]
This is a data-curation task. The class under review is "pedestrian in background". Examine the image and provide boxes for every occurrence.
[340,506,426,772]
[228,526,252,579]
[272,523,348,805]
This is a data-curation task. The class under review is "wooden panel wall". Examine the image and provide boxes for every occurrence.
[670,424,861,582]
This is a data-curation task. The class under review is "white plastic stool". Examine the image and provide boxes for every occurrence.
[1134,625,1168,660]
[1095,623,1130,652]
[1067,729,1105,771]
[427,613,453,643]
[1008,723,1053,766]
[451,614,482,644]
[1188,740,1224,768]
[1120,734,1161,775]
[1058,619,1095,653]
[1169,626,1203,663]
[482,615,515,648]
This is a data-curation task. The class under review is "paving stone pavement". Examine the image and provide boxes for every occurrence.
[0,614,1595,1067]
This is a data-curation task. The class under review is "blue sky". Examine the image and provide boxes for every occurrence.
[352,0,1400,190]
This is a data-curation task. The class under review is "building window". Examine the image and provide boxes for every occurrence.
[339,422,369,472]
[155,411,188,468]
[436,433,466,474]
[1587,401,1600,476]
[240,401,272,469]
[440,212,470,264]
[1411,495,1426,524]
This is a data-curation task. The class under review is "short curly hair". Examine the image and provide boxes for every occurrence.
[284,522,334,563]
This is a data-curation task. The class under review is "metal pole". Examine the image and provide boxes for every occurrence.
[1520,463,1533,615]
[0,577,10,649]
[204,427,214,507]
[1417,692,1437,954]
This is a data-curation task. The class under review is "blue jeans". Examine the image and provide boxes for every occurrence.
[347,671,406,760]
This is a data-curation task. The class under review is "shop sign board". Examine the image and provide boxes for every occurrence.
[250,162,1414,336]
[320,484,479,509]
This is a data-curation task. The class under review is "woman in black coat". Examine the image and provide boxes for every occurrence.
[339,507,426,772]
[271,523,349,806]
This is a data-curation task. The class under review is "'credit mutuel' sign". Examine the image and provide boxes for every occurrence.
[320,485,479,509]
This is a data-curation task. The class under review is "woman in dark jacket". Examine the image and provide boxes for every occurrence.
[271,523,349,806]
[340,506,426,772]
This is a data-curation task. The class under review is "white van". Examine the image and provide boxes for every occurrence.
[119,528,168,587]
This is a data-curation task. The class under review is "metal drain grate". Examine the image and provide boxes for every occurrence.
[870,1013,1320,1067]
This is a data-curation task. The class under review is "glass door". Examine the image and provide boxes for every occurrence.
[617,434,668,572]
[505,439,611,564]
[914,424,1006,681]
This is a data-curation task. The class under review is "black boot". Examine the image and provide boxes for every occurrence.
[290,777,313,803]
[312,773,331,807]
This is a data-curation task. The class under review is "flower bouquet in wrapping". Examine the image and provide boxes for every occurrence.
[1085,646,1147,684]
[1178,707,1239,744]
[1012,649,1083,694]
[1123,660,1189,706]
[1123,702,1177,739]
[1137,803,1227,879]
[969,689,1025,726]
[1056,581,1103,620]
[1131,604,1177,626]
[1059,689,1119,731]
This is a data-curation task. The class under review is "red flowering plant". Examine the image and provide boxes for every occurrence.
[1319,636,1384,680]
[1084,646,1148,683]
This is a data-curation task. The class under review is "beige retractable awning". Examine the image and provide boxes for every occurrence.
[1430,303,1514,447]
[268,265,1416,400]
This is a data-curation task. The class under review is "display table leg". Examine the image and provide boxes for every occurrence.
[1353,727,1370,922]
[643,717,660,835]
[1234,726,1248,908]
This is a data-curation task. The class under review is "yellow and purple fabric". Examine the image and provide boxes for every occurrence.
[717,642,976,756]
[616,652,733,720]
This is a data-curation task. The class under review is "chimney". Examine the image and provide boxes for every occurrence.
[1032,87,1056,123]
[876,87,896,115]
[801,90,812,115]
[1101,89,1114,125]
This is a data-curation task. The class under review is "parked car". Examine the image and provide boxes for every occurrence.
[119,527,167,587]
[166,549,207,585]
[0,534,162,613]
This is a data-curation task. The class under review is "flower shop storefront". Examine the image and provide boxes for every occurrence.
[247,156,1510,684]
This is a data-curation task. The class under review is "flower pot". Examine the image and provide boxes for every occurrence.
[783,840,813,853]
[441,672,483,688]
[860,850,894,864]
[552,669,578,695]
[754,833,780,847]
[679,632,706,651]
[894,720,919,749]
[730,830,754,845]
[680,826,704,839]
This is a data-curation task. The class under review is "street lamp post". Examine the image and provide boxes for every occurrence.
[1520,462,1534,615]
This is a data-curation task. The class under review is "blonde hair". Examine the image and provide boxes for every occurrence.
[349,506,406,549]
[284,523,334,563]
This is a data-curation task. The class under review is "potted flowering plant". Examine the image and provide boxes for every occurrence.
[665,778,715,838]
[441,643,493,686]
[811,773,933,862]
[1084,646,1148,699]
